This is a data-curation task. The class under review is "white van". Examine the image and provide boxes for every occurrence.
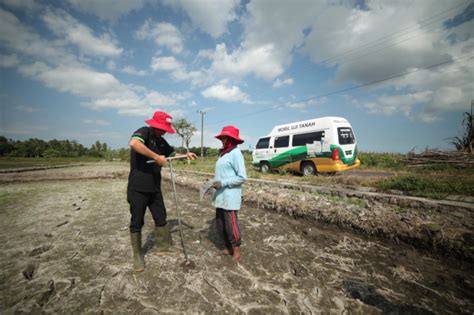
[252,116,361,175]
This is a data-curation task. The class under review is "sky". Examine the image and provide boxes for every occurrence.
[0,0,473,153]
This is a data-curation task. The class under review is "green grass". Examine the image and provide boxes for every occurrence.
[377,175,474,198]
[358,152,404,170]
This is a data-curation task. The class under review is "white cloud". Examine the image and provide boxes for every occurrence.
[17,61,50,77]
[172,91,192,101]
[243,0,321,53]
[417,112,441,123]
[273,77,294,88]
[136,20,184,54]
[121,65,147,76]
[197,1,323,81]
[0,8,77,65]
[67,0,146,21]
[0,7,183,120]
[17,61,179,116]
[83,119,110,126]
[1,0,38,11]
[0,53,19,67]
[34,65,123,98]
[163,0,239,38]
[15,105,39,113]
[287,102,306,109]
[206,43,284,80]
[208,0,322,80]
[394,60,474,112]
[284,97,325,110]
[205,0,471,118]
[106,61,147,76]
[354,91,433,117]
[42,9,122,57]
[148,55,211,86]
[302,1,474,116]
[144,91,177,107]
[151,56,183,71]
[201,84,249,102]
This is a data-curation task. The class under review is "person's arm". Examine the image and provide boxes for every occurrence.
[129,138,167,166]
[175,152,198,160]
[162,141,198,160]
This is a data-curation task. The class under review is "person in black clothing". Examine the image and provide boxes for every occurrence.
[128,111,196,272]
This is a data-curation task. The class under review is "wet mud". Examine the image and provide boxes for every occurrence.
[0,165,473,314]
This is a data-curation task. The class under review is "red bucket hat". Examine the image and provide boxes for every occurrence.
[145,111,175,134]
[215,125,244,144]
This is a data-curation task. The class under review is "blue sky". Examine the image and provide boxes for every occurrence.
[0,0,473,153]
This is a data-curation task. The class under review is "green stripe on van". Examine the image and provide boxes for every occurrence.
[267,144,358,168]
[268,146,307,168]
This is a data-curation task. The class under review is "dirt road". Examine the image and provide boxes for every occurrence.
[0,164,473,314]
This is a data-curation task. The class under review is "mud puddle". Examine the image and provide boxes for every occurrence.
[0,178,472,314]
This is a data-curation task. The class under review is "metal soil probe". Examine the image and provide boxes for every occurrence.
[147,156,196,269]
[167,157,196,270]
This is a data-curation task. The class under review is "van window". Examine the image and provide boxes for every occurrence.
[292,131,325,146]
[338,127,355,145]
[256,137,270,149]
[274,135,289,148]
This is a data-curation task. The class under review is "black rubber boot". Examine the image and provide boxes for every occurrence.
[130,232,145,272]
[153,224,178,255]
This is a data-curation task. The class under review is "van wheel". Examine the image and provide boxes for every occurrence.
[301,162,316,176]
[260,162,270,173]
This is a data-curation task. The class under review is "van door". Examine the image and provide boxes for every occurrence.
[271,135,291,168]
[253,137,271,163]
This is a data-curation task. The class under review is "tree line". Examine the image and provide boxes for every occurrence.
[0,135,226,160]
[0,136,128,159]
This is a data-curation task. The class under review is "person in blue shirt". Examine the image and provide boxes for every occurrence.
[212,126,247,262]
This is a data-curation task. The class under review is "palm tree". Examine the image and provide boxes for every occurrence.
[449,111,473,153]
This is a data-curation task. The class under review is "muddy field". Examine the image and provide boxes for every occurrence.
[0,164,473,314]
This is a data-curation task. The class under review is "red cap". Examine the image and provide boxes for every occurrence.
[145,111,175,134]
[215,125,244,144]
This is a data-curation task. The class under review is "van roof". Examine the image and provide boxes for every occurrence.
[267,116,350,136]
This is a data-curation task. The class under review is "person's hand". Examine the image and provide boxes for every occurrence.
[154,155,167,166]
[212,181,222,189]
[186,152,198,160]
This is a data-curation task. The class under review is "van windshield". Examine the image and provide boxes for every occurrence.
[338,127,355,145]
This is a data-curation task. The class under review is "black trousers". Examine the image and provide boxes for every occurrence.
[127,188,167,233]
[215,208,241,249]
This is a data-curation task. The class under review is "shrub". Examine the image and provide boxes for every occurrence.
[377,175,474,198]
[359,152,404,169]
